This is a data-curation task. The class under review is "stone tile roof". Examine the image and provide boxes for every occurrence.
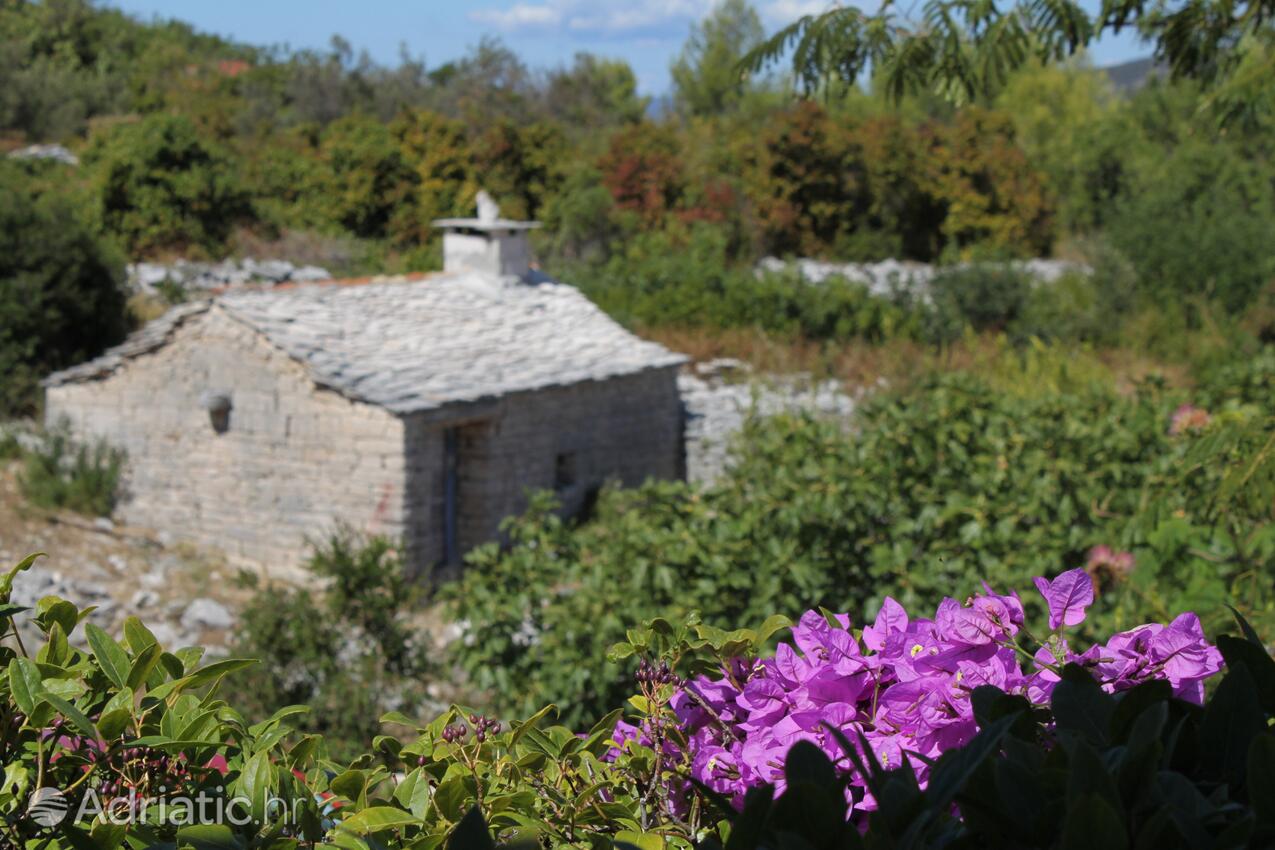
[46,273,687,415]
[42,301,211,386]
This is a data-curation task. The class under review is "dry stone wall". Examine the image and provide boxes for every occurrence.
[403,366,683,571]
[44,306,408,577]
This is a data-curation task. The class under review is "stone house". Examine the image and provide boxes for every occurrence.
[43,207,686,576]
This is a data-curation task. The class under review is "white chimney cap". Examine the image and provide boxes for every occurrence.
[432,191,541,233]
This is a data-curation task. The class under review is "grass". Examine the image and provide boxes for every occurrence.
[640,323,1200,400]
[19,428,124,517]
[0,430,20,461]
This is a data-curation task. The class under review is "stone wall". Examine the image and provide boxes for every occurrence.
[402,366,684,573]
[44,306,408,578]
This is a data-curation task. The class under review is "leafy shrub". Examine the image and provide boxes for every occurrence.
[0,162,129,416]
[448,360,1274,725]
[85,113,253,256]
[0,431,19,461]
[0,552,650,848]
[227,530,433,760]
[313,114,420,242]
[1,548,1264,849]
[923,261,1033,343]
[18,428,123,516]
[1106,138,1275,313]
[569,223,920,343]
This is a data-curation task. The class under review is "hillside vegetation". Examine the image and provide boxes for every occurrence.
[3,0,1274,413]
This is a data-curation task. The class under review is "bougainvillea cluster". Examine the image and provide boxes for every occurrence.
[624,568,1223,811]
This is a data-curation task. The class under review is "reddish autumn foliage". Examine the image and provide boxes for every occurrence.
[598,122,688,226]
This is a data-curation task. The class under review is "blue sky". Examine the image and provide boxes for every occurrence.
[105,1,1151,95]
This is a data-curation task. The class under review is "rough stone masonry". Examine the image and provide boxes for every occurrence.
[44,210,686,578]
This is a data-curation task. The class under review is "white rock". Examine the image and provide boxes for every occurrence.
[181,598,234,631]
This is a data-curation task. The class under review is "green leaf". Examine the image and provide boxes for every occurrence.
[615,830,665,850]
[8,657,42,716]
[96,707,133,741]
[338,806,420,835]
[44,693,97,739]
[175,823,244,849]
[330,769,369,805]
[1201,663,1266,787]
[785,740,837,789]
[1217,634,1275,715]
[0,553,44,601]
[1051,664,1113,746]
[236,750,275,824]
[448,806,496,850]
[510,704,556,747]
[36,598,79,636]
[1227,605,1266,647]
[148,658,257,701]
[122,617,159,654]
[1249,734,1275,826]
[84,623,130,690]
[126,643,162,691]
[1061,793,1128,850]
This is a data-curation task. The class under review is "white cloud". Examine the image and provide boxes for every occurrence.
[469,0,713,37]
[468,0,839,39]
[470,3,564,29]
[763,0,840,21]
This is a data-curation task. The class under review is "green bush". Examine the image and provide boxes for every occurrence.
[567,223,920,343]
[85,113,253,256]
[0,162,129,416]
[447,354,1275,725]
[227,530,433,760]
[1107,138,1275,313]
[1,550,1268,849]
[18,428,123,517]
[923,261,1033,344]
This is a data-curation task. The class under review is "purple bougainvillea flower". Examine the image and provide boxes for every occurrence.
[1033,568,1095,629]
[612,576,1224,817]
[862,597,908,652]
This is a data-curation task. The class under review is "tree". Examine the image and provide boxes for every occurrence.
[743,100,868,257]
[314,114,419,241]
[544,53,648,131]
[670,0,765,117]
[923,107,1055,257]
[993,60,1128,232]
[470,120,567,222]
[746,0,1275,123]
[86,113,253,256]
[598,122,687,227]
[0,161,128,415]
[391,109,477,243]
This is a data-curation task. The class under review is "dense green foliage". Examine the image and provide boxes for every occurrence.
[84,113,252,256]
[17,427,123,517]
[1,552,1271,849]
[3,0,1274,409]
[227,531,433,761]
[0,161,128,416]
[448,347,1275,726]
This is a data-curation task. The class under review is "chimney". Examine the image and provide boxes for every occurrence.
[432,191,541,279]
